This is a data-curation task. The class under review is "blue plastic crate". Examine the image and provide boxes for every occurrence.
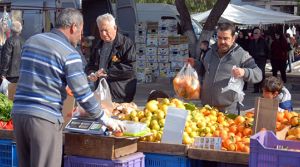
[250,131,300,167]
[64,152,144,167]
[144,153,191,167]
[0,139,18,167]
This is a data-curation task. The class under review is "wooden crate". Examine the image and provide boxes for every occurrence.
[188,148,249,165]
[138,141,188,156]
[64,132,138,160]
[0,130,15,140]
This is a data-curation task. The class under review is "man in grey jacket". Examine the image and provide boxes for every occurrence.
[189,23,262,114]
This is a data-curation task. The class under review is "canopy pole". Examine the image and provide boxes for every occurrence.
[283,23,285,34]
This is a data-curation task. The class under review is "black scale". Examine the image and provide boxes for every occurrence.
[65,118,107,135]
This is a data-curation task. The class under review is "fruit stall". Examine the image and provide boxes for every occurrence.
[1,92,300,167]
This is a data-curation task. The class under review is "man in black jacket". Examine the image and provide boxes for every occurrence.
[0,21,24,83]
[86,13,136,103]
[248,28,268,93]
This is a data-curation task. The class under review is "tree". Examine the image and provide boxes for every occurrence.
[175,0,230,58]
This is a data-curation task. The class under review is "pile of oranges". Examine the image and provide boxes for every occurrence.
[276,111,300,140]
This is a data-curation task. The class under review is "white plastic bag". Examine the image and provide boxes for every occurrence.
[73,78,113,117]
[0,78,10,96]
[94,78,114,113]
[221,66,245,106]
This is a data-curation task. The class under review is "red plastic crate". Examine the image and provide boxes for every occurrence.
[64,152,144,167]
[250,131,300,167]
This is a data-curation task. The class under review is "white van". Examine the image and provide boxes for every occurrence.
[113,3,202,40]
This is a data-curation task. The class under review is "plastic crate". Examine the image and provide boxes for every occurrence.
[64,152,144,167]
[250,131,300,167]
[0,139,18,167]
[144,153,191,167]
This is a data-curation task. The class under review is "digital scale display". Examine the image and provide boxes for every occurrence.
[65,119,107,135]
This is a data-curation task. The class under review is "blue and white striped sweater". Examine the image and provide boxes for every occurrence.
[12,30,105,124]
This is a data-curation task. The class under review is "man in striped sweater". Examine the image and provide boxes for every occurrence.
[11,8,124,167]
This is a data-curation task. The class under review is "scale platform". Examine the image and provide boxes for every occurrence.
[64,118,107,135]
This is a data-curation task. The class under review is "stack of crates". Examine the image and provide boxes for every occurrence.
[0,139,18,167]
[64,152,145,167]
[135,19,189,83]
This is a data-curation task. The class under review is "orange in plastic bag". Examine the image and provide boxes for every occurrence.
[173,63,200,99]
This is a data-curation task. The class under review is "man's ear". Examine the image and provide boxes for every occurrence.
[70,24,77,34]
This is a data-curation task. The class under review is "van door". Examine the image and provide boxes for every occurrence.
[115,0,137,41]
[82,0,113,37]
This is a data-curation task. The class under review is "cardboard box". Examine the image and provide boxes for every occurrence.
[158,37,168,46]
[136,54,146,61]
[136,43,146,54]
[135,22,147,30]
[146,47,157,56]
[169,44,181,53]
[147,22,158,34]
[137,72,146,83]
[146,62,159,70]
[136,61,147,69]
[157,47,169,56]
[64,132,138,160]
[158,55,169,63]
[146,55,158,62]
[146,37,158,47]
[171,61,184,70]
[8,83,17,101]
[168,36,181,45]
[158,27,169,38]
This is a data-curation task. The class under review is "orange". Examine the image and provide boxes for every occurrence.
[277,112,284,122]
[245,112,254,118]
[237,125,245,133]
[290,116,299,127]
[217,116,225,124]
[235,116,246,125]
[284,111,293,121]
[242,145,250,153]
[228,143,237,151]
[229,125,238,134]
[236,142,245,152]
[243,128,252,137]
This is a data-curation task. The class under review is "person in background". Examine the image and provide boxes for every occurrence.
[86,13,136,103]
[248,27,269,93]
[199,40,210,61]
[270,32,289,83]
[236,30,250,90]
[0,21,24,83]
[262,76,292,111]
[188,23,262,114]
[286,33,296,73]
[236,30,249,52]
[11,9,124,167]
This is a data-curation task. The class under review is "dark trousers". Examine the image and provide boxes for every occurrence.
[254,59,266,92]
[12,114,63,167]
[271,59,287,83]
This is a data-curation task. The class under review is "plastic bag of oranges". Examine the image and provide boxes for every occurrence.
[173,63,200,99]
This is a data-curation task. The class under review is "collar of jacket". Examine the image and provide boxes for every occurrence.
[50,28,71,45]
[211,43,238,58]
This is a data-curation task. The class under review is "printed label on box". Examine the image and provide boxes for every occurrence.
[146,47,157,56]
[193,137,222,150]
[136,54,146,61]
[146,62,159,70]
[136,61,147,69]
[158,55,169,63]
[158,47,169,56]
[146,38,158,47]
[146,55,158,62]
[158,37,168,46]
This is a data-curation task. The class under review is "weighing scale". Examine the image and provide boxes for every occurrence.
[65,118,108,135]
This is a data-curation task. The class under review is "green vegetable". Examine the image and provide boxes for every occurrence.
[184,102,196,111]
[225,113,238,120]
[0,93,13,121]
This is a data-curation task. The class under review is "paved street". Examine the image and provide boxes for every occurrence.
[134,71,300,112]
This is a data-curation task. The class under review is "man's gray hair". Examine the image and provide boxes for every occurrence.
[56,8,83,28]
[11,21,22,33]
[96,13,116,28]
